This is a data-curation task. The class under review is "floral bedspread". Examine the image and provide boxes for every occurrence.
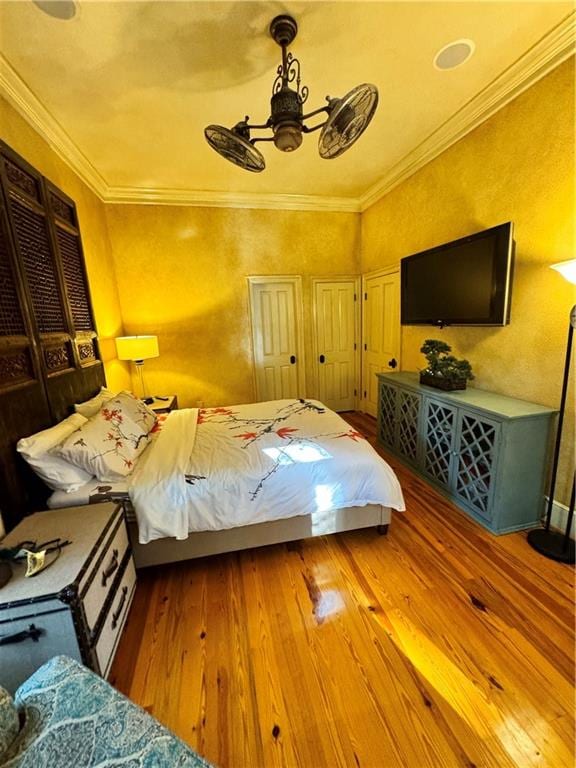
[129,399,405,543]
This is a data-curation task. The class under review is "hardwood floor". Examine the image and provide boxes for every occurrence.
[109,412,575,768]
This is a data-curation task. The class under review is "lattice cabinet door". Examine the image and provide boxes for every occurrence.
[452,411,500,522]
[421,398,457,489]
[0,146,74,379]
[0,145,101,382]
[0,198,38,392]
[396,388,421,465]
[45,182,99,368]
[377,381,397,450]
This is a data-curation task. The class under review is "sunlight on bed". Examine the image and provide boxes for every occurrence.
[310,484,341,534]
[314,483,336,512]
[263,443,332,465]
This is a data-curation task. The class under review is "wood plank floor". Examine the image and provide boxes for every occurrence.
[109,412,575,768]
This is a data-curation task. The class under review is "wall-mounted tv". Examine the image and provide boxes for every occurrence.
[401,222,514,327]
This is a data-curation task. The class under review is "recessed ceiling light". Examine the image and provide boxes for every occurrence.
[434,39,475,71]
[33,1,76,20]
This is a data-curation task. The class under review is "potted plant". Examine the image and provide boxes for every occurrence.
[419,339,474,391]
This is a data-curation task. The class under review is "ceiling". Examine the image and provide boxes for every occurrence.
[0,1,574,210]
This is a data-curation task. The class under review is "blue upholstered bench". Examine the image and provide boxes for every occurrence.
[0,655,212,767]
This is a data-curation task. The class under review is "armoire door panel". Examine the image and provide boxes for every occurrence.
[0,180,42,394]
[0,220,26,339]
[46,182,96,337]
[9,197,67,335]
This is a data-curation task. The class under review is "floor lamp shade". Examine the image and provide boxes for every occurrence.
[115,335,159,363]
[115,336,159,400]
[527,259,575,564]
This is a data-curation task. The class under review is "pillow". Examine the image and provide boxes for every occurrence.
[17,414,94,492]
[56,406,150,481]
[74,386,116,418]
[105,391,157,434]
[0,686,19,759]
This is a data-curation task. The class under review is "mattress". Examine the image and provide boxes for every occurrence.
[48,479,130,510]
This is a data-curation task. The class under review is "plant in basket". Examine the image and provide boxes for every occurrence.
[419,339,474,391]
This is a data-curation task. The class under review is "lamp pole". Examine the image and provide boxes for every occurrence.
[527,279,575,563]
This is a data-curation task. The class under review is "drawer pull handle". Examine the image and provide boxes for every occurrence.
[0,623,44,646]
[102,549,119,587]
[112,586,128,630]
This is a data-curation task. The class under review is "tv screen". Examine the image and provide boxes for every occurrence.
[401,222,514,326]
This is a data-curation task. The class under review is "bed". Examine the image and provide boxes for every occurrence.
[43,397,404,568]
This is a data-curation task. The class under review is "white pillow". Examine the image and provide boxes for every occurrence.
[105,391,157,434]
[56,406,150,481]
[17,414,94,492]
[74,386,116,418]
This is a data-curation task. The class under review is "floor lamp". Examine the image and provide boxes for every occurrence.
[527,259,575,564]
[115,335,159,404]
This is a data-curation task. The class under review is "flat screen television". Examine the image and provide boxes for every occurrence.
[401,222,514,327]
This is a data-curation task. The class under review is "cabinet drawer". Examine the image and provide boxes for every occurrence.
[94,555,136,677]
[82,517,129,633]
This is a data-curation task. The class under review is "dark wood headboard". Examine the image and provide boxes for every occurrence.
[0,141,106,532]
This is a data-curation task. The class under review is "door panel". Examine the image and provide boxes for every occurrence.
[362,271,400,417]
[250,279,303,402]
[314,280,358,411]
[422,398,457,487]
[452,412,500,521]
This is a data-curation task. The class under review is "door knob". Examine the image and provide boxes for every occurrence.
[290,355,296,365]
[388,358,398,369]
[319,354,325,364]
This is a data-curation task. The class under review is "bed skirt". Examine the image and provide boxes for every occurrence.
[126,504,391,568]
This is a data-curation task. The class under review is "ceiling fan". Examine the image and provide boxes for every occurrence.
[204,15,378,173]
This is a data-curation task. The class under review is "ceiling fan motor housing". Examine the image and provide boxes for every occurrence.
[271,87,303,152]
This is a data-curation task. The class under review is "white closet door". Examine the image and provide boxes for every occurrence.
[249,278,305,402]
[313,279,358,411]
[362,271,400,417]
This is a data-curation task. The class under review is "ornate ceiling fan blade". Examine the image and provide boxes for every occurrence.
[204,125,266,173]
[318,84,378,159]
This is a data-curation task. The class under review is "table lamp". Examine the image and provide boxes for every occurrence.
[527,259,575,563]
[115,335,159,403]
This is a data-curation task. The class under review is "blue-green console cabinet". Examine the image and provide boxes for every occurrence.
[377,372,557,534]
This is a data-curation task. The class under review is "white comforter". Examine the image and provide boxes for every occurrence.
[129,399,405,543]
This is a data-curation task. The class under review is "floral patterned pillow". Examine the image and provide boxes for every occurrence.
[55,404,151,481]
[0,686,19,760]
[106,391,157,434]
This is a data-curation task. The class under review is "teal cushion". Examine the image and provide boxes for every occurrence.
[0,685,19,759]
[3,656,211,767]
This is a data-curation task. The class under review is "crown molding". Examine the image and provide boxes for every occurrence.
[359,12,576,212]
[104,186,361,213]
[0,54,109,199]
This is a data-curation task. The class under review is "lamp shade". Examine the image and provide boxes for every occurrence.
[116,335,159,362]
[551,259,576,285]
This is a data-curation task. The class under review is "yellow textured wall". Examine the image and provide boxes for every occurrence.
[0,96,131,392]
[105,205,360,407]
[361,59,575,503]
